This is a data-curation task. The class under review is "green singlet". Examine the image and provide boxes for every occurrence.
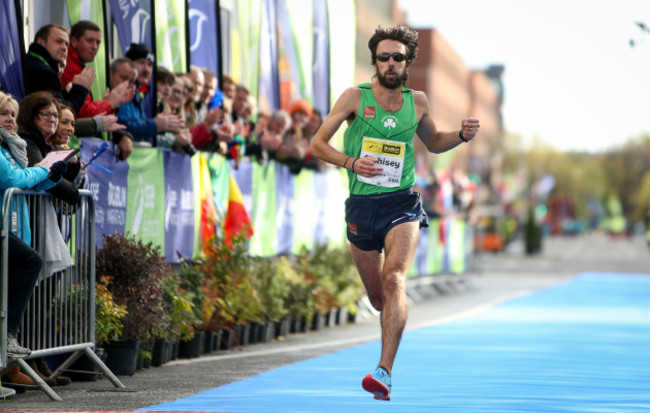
[344,83,418,195]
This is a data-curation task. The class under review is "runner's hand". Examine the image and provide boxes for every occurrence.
[353,156,383,178]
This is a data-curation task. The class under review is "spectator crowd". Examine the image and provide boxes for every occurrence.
[0,19,330,398]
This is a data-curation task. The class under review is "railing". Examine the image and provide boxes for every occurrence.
[0,188,124,401]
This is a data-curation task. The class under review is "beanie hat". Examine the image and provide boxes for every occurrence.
[125,43,154,62]
[289,99,313,117]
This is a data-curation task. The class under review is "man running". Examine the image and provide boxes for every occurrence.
[309,25,480,401]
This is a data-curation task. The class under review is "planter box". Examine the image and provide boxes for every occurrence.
[257,321,275,343]
[151,338,168,367]
[104,340,140,376]
[311,312,326,331]
[336,306,349,325]
[275,318,290,338]
[178,331,205,359]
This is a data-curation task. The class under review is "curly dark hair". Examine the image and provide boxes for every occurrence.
[368,25,419,66]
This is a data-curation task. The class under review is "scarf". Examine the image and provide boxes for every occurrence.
[0,126,28,168]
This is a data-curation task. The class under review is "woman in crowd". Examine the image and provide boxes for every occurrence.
[17,91,80,205]
[0,91,66,379]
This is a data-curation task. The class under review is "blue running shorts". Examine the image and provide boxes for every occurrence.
[345,188,429,252]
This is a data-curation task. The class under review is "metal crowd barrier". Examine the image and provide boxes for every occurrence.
[0,188,124,400]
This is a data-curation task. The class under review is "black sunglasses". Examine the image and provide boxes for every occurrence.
[376,52,407,63]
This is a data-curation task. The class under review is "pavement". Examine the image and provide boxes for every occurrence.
[1,232,648,412]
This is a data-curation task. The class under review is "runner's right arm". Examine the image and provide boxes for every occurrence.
[310,88,382,178]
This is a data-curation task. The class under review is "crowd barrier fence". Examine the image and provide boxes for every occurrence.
[0,189,124,400]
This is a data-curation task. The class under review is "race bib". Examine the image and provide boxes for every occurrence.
[357,136,405,188]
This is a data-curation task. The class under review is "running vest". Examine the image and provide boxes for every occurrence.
[344,83,418,195]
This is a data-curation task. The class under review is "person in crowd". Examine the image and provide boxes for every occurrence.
[176,73,197,128]
[61,20,131,118]
[275,99,312,173]
[246,109,291,164]
[302,109,325,170]
[0,91,66,362]
[221,74,236,102]
[309,25,479,401]
[57,53,128,145]
[156,66,175,114]
[156,77,193,154]
[117,43,181,146]
[190,66,206,122]
[17,92,81,205]
[23,24,92,113]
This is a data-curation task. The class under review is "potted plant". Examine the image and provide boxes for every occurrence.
[96,232,170,375]
[201,227,263,349]
[166,260,204,359]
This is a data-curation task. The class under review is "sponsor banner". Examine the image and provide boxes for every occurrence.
[125,147,165,248]
[107,0,153,53]
[292,168,316,254]
[249,161,276,256]
[80,138,130,247]
[163,150,194,262]
[312,0,330,115]
[154,0,187,72]
[275,163,294,255]
[188,0,219,76]
[0,0,24,98]
[257,0,280,113]
[313,171,328,245]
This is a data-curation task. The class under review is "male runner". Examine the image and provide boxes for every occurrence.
[309,25,480,401]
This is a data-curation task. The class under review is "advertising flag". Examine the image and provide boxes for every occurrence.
[107,0,153,53]
[224,174,254,245]
[0,0,24,99]
[80,138,130,247]
[163,150,195,262]
[188,0,220,76]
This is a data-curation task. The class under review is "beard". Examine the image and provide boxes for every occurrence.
[376,68,408,89]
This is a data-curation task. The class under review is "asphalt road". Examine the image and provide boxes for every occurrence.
[3,233,648,412]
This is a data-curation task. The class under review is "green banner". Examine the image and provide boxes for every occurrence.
[206,153,230,220]
[125,147,166,248]
[249,162,277,256]
[427,219,444,274]
[65,0,107,105]
[233,0,261,100]
[154,0,187,72]
[292,169,316,254]
[286,0,313,101]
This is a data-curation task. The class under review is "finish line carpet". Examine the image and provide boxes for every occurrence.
[140,273,650,413]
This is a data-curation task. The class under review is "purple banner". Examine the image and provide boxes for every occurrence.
[107,0,153,54]
[189,0,219,76]
[313,170,328,245]
[0,0,24,99]
[163,150,195,262]
[312,0,330,115]
[80,138,130,247]
[274,163,294,254]
[258,0,280,112]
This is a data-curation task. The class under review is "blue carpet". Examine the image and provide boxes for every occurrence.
[140,273,650,412]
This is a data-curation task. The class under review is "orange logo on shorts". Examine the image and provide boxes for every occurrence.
[347,222,358,235]
[363,106,376,119]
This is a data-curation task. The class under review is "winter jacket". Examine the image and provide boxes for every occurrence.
[22,43,89,114]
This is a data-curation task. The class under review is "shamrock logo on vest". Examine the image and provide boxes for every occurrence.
[382,116,398,129]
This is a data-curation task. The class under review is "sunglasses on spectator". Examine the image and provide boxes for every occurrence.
[376,53,407,62]
[184,86,194,93]
[38,112,61,120]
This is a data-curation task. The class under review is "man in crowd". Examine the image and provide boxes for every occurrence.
[23,24,92,113]
[116,43,181,146]
[61,20,131,118]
